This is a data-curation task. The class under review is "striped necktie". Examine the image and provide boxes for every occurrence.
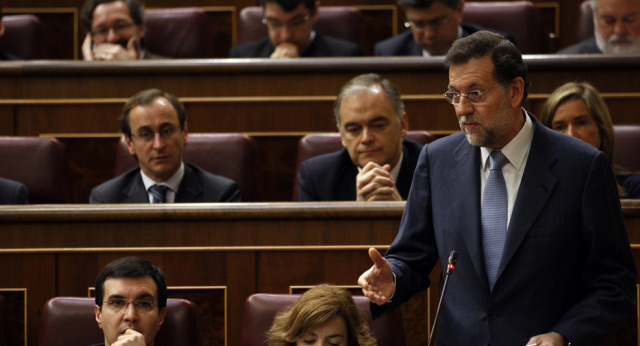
[149,184,169,203]
[482,150,508,290]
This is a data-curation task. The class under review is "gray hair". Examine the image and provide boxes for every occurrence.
[334,73,405,128]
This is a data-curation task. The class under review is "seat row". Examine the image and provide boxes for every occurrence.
[0,1,597,58]
[33,293,405,346]
[1,126,639,204]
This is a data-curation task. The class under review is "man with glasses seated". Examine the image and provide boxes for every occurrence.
[375,0,513,56]
[90,89,240,203]
[80,0,162,61]
[230,0,363,58]
[90,256,166,346]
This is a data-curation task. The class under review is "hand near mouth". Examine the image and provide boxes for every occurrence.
[112,328,146,346]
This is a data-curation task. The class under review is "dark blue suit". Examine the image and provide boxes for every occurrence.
[297,139,423,201]
[0,177,28,204]
[557,38,601,54]
[229,31,363,58]
[373,113,636,345]
[374,23,515,56]
[90,163,240,203]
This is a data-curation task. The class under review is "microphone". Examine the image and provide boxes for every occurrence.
[427,250,457,346]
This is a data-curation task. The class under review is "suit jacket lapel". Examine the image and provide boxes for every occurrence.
[175,164,203,202]
[451,138,490,294]
[122,171,150,203]
[496,115,558,281]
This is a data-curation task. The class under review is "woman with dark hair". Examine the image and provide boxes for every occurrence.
[540,81,640,198]
[268,284,376,346]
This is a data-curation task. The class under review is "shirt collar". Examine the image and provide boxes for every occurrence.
[481,109,534,171]
[140,162,185,192]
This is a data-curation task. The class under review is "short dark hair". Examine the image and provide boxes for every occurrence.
[398,0,461,11]
[80,0,144,32]
[259,0,316,12]
[119,88,186,138]
[444,31,530,106]
[95,256,167,311]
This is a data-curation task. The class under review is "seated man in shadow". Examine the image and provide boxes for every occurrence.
[297,73,423,201]
[80,0,162,61]
[90,89,240,203]
[375,0,514,56]
[91,256,166,346]
[0,176,28,204]
[230,0,363,58]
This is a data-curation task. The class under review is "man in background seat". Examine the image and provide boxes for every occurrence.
[558,0,640,54]
[230,0,363,58]
[80,0,162,61]
[90,89,240,203]
[0,176,28,204]
[375,0,514,56]
[297,73,422,201]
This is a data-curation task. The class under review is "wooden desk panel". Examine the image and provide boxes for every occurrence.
[0,201,639,346]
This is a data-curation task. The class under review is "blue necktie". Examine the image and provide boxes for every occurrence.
[482,150,508,290]
[149,184,169,203]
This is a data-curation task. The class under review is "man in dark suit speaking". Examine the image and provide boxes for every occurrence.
[229,0,363,58]
[359,32,636,346]
[90,89,240,203]
[297,74,423,201]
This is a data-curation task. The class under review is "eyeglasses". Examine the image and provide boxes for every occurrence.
[262,14,311,31]
[91,21,135,39]
[443,84,501,105]
[103,298,157,312]
[131,124,181,142]
[404,17,450,30]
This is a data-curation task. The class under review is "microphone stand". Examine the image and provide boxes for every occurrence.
[427,251,457,346]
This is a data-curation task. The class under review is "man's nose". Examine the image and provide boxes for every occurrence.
[455,96,474,116]
[123,302,138,321]
[279,26,294,41]
[152,132,166,149]
[106,28,119,43]
[361,127,374,143]
[613,20,629,36]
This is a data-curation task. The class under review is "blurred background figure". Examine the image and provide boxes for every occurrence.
[80,0,162,61]
[541,81,640,197]
[267,284,376,346]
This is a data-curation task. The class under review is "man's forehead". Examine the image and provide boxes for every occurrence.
[264,1,309,19]
[130,98,179,125]
[93,1,133,24]
[597,0,640,14]
[406,2,455,19]
[103,276,158,297]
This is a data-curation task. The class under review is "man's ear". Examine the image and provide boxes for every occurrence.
[125,135,136,156]
[157,307,167,328]
[0,20,5,37]
[94,305,103,329]
[311,1,321,22]
[400,113,409,137]
[509,77,525,108]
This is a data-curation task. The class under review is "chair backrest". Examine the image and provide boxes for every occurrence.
[144,7,214,58]
[576,0,594,43]
[292,131,436,200]
[114,133,263,201]
[613,125,640,172]
[37,297,201,346]
[462,1,545,53]
[239,293,405,346]
[237,6,364,45]
[0,136,70,203]
[0,14,45,59]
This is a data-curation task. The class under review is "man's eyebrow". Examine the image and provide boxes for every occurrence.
[106,294,125,300]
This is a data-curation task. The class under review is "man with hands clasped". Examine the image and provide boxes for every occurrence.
[297,73,424,201]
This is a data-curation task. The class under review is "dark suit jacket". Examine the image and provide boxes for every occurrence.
[297,139,423,201]
[229,31,363,57]
[0,177,28,204]
[373,113,636,346]
[90,163,241,203]
[374,23,515,56]
[557,37,601,54]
